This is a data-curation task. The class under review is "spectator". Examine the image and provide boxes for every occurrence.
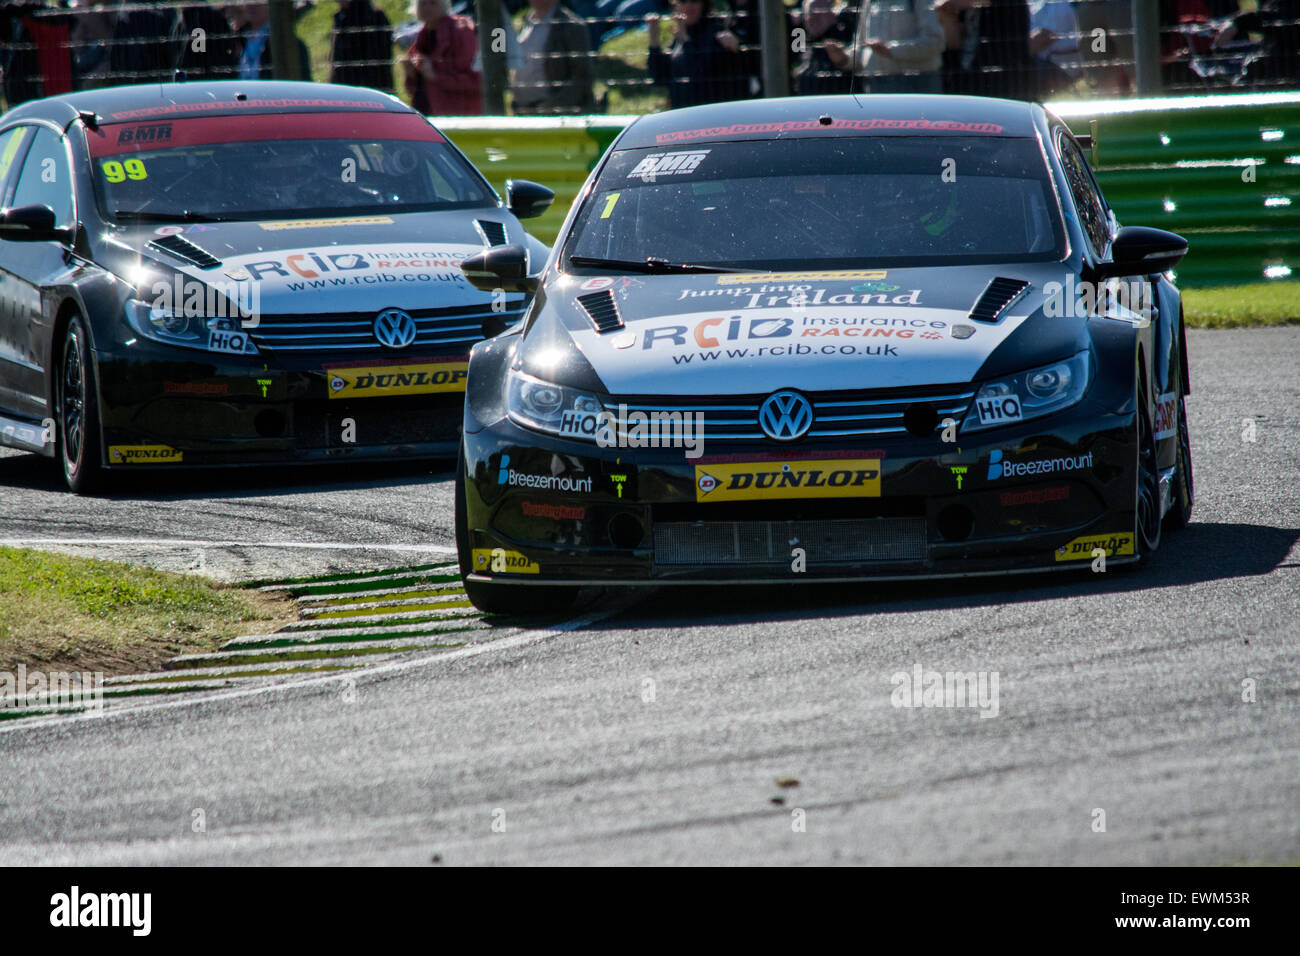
[3,1,74,103]
[724,0,762,95]
[1217,0,1300,86]
[172,2,241,80]
[401,0,482,114]
[228,1,311,80]
[68,0,117,89]
[512,0,595,114]
[937,0,1033,99]
[330,0,393,91]
[1075,0,1133,95]
[852,0,945,93]
[647,0,740,108]
[794,0,854,95]
[1028,0,1079,96]
[108,0,174,84]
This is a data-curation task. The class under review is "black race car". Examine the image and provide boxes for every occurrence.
[455,95,1194,614]
[0,80,552,491]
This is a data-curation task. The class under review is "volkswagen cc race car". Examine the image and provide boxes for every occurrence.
[0,81,551,491]
[455,95,1195,614]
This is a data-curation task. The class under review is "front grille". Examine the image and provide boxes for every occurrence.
[607,385,976,442]
[248,302,526,353]
[653,517,928,566]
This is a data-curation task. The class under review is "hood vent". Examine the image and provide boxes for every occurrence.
[476,219,507,246]
[146,233,222,269]
[969,277,1029,322]
[578,290,623,333]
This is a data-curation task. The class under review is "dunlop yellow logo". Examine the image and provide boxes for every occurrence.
[695,459,881,502]
[472,548,540,575]
[716,270,887,285]
[109,444,183,464]
[258,216,394,231]
[1054,532,1135,562]
[326,362,468,399]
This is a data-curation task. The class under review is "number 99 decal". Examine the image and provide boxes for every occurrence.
[101,158,148,183]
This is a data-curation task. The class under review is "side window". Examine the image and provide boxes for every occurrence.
[11,127,74,226]
[1057,132,1110,257]
[0,126,33,201]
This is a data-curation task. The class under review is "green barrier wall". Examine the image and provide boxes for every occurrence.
[436,92,1300,288]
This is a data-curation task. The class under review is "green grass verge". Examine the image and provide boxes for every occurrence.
[1182,283,1300,329]
[0,547,295,678]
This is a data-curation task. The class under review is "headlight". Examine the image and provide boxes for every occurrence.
[961,350,1092,433]
[124,298,202,346]
[506,368,608,441]
[124,301,257,354]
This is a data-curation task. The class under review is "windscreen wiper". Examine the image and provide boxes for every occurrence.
[569,255,742,275]
[113,210,226,223]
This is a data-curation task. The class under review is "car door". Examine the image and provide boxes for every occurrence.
[0,124,37,420]
[0,123,77,423]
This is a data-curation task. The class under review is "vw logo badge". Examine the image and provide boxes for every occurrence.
[758,390,813,442]
[373,309,417,349]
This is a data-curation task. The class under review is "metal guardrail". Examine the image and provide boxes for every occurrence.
[437,91,1300,288]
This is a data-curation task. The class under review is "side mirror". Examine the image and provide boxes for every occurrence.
[1092,226,1188,279]
[0,203,66,243]
[506,179,554,220]
[461,243,538,293]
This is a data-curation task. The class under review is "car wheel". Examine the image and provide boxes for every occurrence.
[59,317,104,494]
[455,443,577,617]
[1163,382,1194,532]
[1135,366,1162,556]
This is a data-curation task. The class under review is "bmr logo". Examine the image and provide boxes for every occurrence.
[116,123,172,145]
[628,150,710,179]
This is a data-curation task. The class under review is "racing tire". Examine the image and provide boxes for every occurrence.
[454,444,578,617]
[1163,383,1194,532]
[58,317,104,494]
[1135,364,1163,557]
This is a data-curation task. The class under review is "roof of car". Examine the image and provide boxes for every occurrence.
[616,94,1043,150]
[1,80,411,128]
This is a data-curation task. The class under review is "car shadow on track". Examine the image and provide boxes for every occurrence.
[0,449,457,500]
[573,522,1300,628]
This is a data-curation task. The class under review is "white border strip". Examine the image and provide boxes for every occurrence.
[0,601,628,734]
[0,538,456,552]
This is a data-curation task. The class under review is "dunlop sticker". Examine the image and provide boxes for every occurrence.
[472,548,540,575]
[259,216,394,231]
[326,362,468,399]
[1054,532,1135,562]
[109,444,183,464]
[694,458,881,502]
[716,270,887,285]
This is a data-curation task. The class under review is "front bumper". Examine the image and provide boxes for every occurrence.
[94,341,468,468]
[461,396,1141,584]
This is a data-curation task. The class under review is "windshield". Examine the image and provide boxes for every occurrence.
[566,136,1064,270]
[91,112,494,222]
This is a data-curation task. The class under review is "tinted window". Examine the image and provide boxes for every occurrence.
[11,127,73,226]
[567,136,1065,270]
[1058,133,1110,256]
[92,113,494,222]
[0,126,33,200]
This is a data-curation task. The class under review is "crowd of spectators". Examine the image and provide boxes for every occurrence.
[1,0,1296,115]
